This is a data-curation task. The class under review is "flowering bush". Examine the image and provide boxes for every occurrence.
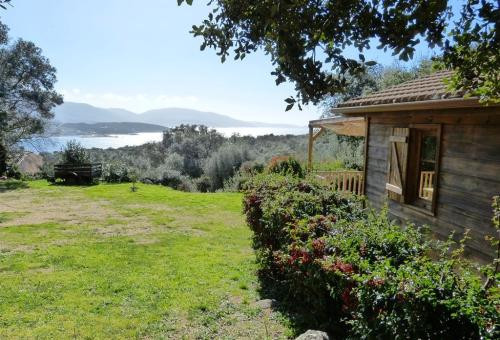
[243,174,498,338]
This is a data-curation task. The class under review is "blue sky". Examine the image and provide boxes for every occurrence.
[1,0,451,125]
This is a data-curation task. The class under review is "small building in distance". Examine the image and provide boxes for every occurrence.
[308,70,500,262]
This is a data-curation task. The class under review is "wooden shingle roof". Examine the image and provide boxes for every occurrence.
[338,70,461,108]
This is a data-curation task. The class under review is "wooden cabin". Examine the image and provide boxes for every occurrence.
[308,71,499,262]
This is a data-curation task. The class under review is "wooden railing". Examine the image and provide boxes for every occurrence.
[54,163,103,184]
[313,170,364,195]
[419,171,435,200]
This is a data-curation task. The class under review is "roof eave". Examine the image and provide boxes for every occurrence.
[309,116,364,127]
[331,97,482,116]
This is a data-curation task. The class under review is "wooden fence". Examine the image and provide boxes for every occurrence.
[419,171,435,200]
[313,170,364,195]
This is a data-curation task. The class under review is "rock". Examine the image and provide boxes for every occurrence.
[17,152,44,175]
[295,330,330,340]
[254,298,277,309]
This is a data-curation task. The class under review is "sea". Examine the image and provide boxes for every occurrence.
[24,126,308,153]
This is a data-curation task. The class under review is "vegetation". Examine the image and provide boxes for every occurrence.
[267,156,304,178]
[203,144,251,191]
[181,0,498,107]
[320,59,437,114]
[243,174,498,338]
[0,17,63,175]
[61,140,90,165]
[0,180,292,338]
[39,125,363,191]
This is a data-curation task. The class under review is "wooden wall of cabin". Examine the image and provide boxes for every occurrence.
[363,106,500,262]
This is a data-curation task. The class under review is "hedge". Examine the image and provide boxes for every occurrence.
[243,174,498,339]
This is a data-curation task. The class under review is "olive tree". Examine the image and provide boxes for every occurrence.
[0,20,62,174]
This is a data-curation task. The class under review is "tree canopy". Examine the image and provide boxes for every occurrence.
[179,0,499,108]
[320,58,437,116]
[0,19,63,174]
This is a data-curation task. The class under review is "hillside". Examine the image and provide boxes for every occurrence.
[54,102,298,128]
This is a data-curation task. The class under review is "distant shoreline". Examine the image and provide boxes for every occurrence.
[25,127,309,153]
[49,122,307,137]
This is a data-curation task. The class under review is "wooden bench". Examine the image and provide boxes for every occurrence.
[54,163,102,185]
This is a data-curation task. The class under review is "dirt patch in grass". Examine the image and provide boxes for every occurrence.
[151,299,290,339]
[0,242,36,253]
[0,190,121,227]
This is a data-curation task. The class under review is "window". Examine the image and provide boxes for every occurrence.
[386,125,441,214]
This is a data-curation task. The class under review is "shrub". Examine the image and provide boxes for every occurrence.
[243,174,498,338]
[195,175,212,193]
[103,163,131,183]
[267,156,304,178]
[222,170,254,192]
[204,144,251,191]
[240,160,265,174]
[164,152,184,172]
[61,140,90,165]
[160,169,194,192]
[5,164,22,180]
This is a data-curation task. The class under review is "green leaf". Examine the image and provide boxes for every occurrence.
[285,103,294,111]
[285,97,295,104]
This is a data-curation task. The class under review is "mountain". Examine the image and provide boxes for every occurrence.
[54,102,298,128]
[54,102,138,123]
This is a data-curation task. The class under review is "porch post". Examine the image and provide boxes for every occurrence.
[362,116,370,195]
[308,124,313,171]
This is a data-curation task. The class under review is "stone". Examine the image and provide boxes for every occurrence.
[254,298,277,309]
[295,330,330,340]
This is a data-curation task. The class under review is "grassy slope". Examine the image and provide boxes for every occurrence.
[0,181,290,339]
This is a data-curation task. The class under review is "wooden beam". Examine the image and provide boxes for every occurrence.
[309,116,365,127]
[362,116,369,195]
[312,127,325,141]
[308,125,313,171]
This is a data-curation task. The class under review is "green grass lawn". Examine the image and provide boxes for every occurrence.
[0,181,291,339]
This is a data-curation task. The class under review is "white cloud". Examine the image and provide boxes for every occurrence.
[59,88,200,113]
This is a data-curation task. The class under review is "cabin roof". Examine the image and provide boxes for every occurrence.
[330,70,486,115]
[338,70,459,108]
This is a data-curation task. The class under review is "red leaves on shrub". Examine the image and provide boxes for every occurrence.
[341,282,357,312]
[289,247,311,265]
[329,260,355,275]
[244,193,261,207]
[312,238,326,257]
[367,277,385,288]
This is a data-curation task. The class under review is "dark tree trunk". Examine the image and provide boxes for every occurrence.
[0,137,7,176]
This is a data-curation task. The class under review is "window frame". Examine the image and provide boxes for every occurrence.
[407,123,442,215]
